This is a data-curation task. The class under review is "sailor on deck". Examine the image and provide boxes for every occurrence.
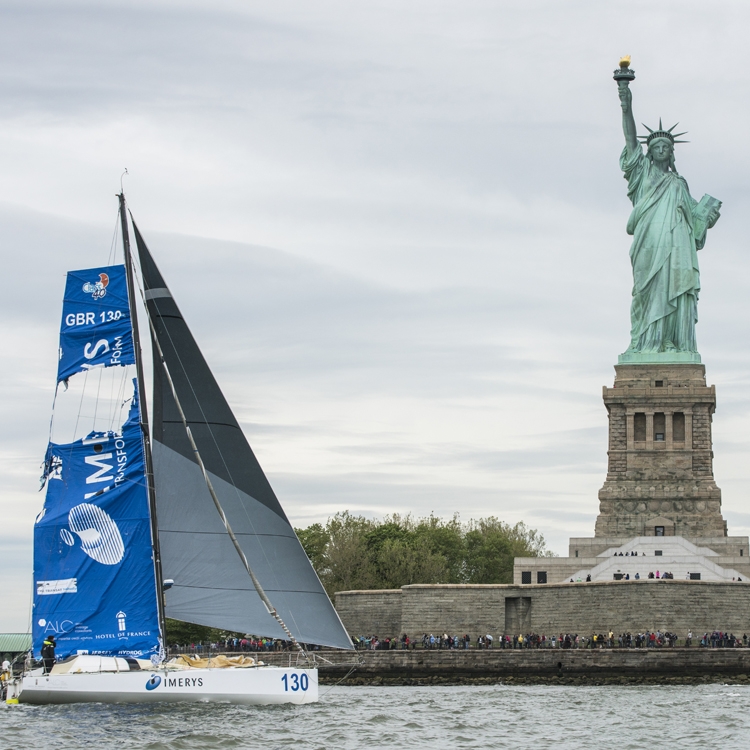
[41,635,56,674]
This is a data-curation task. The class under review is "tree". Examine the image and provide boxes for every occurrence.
[294,512,554,595]
[295,522,328,571]
[374,537,448,588]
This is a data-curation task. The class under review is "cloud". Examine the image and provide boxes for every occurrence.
[1,1,750,630]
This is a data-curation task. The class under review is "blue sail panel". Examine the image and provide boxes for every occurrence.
[58,265,135,383]
[32,390,160,660]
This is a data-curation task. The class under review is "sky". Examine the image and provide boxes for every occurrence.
[1,0,750,632]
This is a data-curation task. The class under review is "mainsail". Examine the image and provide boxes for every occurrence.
[132,222,353,650]
[33,265,160,660]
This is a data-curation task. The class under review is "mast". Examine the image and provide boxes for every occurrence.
[117,192,167,649]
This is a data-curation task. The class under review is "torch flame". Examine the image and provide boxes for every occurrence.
[619,55,631,68]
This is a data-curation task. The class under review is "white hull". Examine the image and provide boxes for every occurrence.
[7,666,318,705]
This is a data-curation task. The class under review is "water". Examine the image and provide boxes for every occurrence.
[2,683,750,749]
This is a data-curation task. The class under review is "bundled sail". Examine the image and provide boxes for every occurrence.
[33,265,160,661]
[132,223,353,650]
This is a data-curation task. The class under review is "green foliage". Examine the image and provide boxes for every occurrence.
[294,512,555,596]
[295,523,328,571]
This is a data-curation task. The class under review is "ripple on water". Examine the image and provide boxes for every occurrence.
[3,684,750,749]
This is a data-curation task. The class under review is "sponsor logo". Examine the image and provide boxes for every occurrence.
[117,611,127,637]
[82,273,110,300]
[164,677,204,688]
[66,503,124,565]
[38,618,75,634]
[80,336,124,370]
[145,674,161,691]
[36,578,77,595]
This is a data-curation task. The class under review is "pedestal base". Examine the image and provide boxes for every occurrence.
[618,351,702,365]
[594,362,726,539]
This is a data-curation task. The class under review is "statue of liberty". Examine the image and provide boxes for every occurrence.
[614,59,721,362]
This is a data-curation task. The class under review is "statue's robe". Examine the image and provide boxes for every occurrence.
[620,146,706,353]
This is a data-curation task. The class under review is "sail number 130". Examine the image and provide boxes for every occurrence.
[281,672,309,692]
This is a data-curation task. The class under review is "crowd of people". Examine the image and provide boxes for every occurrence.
[569,570,742,582]
[351,630,750,650]
[699,631,746,648]
[352,634,476,650]
[170,637,305,653]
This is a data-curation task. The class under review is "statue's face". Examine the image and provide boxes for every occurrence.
[648,139,673,164]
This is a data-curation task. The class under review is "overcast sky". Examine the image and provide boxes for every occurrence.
[2,1,750,631]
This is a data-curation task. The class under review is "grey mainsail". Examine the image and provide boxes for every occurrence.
[132,222,353,650]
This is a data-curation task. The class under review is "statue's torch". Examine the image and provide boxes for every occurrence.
[613,55,635,89]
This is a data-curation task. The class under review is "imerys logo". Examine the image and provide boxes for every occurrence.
[145,674,161,691]
[82,273,110,300]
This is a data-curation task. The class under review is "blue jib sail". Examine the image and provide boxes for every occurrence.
[33,390,160,660]
[57,265,135,383]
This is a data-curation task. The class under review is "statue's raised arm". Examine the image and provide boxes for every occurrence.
[619,84,638,156]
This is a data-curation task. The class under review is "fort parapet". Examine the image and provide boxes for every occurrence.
[335,580,750,639]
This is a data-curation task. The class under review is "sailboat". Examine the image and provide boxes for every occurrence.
[5,194,353,705]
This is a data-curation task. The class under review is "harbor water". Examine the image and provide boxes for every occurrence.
[2,683,750,749]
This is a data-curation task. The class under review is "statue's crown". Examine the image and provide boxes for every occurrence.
[638,118,688,146]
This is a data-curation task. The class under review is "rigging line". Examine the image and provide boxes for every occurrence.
[45,381,61,454]
[108,207,121,267]
[72,369,90,441]
[25,569,34,649]
[134,272,308,659]
[108,367,124,429]
[143,286,308,644]
[113,370,131,431]
[92,366,104,431]
[107,365,116,427]
[112,369,123,429]
[160,419,243,431]
[166,584,329,594]
[108,367,129,431]
[319,665,358,699]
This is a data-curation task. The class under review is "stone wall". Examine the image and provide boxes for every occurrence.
[336,581,750,639]
[257,649,750,684]
[334,589,402,636]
